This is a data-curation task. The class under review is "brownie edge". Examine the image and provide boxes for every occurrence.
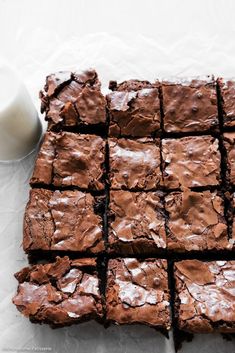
[23,189,105,254]
[12,256,103,327]
[174,260,235,333]
[30,132,105,191]
[162,78,218,133]
[40,68,107,132]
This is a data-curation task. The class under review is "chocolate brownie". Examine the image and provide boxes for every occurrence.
[30,132,105,190]
[40,69,106,131]
[108,190,166,254]
[224,132,235,184]
[23,189,104,254]
[231,194,235,247]
[107,79,161,137]
[162,78,218,133]
[106,258,171,329]
[109,138,162,190]
[174,260,235,333]
[162,136,221,189]
[165,190,231,252]
[109,79,154,92]
[218,79,235,128]
[12,256,103,327]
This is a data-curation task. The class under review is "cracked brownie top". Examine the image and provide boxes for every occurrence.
[107,79,161,137]
[165,190,231,252]
[218,78,235,128]
[108,190,166,254]
[174,260,235,333]
[30,131,105,191]
[109,137,162,190]
[40,69,106,131]
[23,189,105,253]
[224,132,235,185]
[106,258,171,329]
[12,256,103,327]
[162,78,218,133]
[162,135,221,189]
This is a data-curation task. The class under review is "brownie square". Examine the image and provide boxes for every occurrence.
[218,79,235,128]
[174,260,235,333]
[224,132,235,184]
[40,69,107,132]
[162,136,221,189]
[109,137,162,190]
[108,190,166,254]
[12,256,103,327]
[23,189,104,254]
[162,78,218,133]
[106,258,171,329]
[30,132,105,191]
[107,79,161,137]
[165,190,230,252]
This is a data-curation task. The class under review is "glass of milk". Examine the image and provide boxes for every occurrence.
[0,65,42,161]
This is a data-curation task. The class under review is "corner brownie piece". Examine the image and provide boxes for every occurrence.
[224,133,235,184]
[106,258,171,330]
[23,189,104,253]
[108,190,166,254]
[12,257,103,327]
[40,69,106,131]
[107,79,161,137]
[162,78,218,133]
[30,132,105,190]
[218,79,235,128]
[109,138,162,190]
[165,190,230,252]
[162,136,221,189]
[174,260,235,333]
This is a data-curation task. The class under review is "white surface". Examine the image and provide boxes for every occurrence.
[0,0,235,352]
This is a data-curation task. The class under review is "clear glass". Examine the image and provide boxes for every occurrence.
[0,65,42,162]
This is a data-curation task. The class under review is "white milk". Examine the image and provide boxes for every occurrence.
[0,66,42,161]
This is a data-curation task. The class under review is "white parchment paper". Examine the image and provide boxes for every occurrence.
[1,12,235,353]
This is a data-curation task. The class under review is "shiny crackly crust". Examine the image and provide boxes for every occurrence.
[12,256,103,327]
[106,258,171,329]
[107,81,161,137]
[224,132,235,185]
[23,189,104,253]
[165,190,230,252]
[162,135,221,189]
[162,78,218,133]
[109,79,155,92]
[108,190,166,254]
[109,137,162,190]
[218,79,235,128]
[30,131,105,190]
[40,69,106,130]
[174,260,235,333]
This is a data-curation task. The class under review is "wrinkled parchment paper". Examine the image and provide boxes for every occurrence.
[1,26,235,353]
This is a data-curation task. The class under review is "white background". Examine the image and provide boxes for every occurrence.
[0,0,235,352]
